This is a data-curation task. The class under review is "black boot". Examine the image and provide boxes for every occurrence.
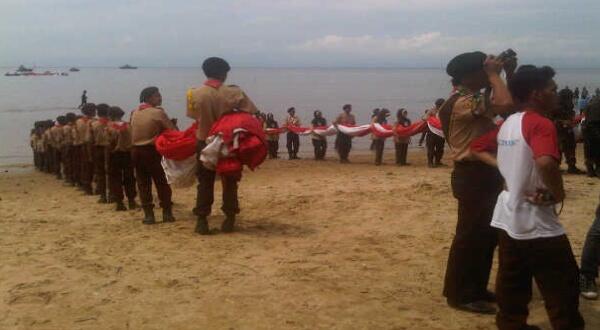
[115,201,127,211]
[162,206,175,223]
[83,185,93,195]
[221,215,236,233]
[195,216,210,235]
[128,200,139,210]
[98,194,108,204]
[142,206,156,225]
[567,164,585,174]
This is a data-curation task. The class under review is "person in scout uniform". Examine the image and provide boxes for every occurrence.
[186,57,258,235]
[74,103,96,195]
[131,86,176,224]
[107,106,138,212]
[50,115,67,179]
[334,104,356,163]
[91,104,111,203]
[62,113,77,184]
[439,51,515,314]
[285,107,301,160]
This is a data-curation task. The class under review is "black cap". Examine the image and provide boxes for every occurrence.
[446,51,487,80]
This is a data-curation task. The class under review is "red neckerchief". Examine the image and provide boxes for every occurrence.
[80,116,91,123]
[138,103,153,111]
[110,121,129,132]
[204,79,223,89]
[98,117,109,125]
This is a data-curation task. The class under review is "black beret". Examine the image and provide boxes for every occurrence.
[446,51,487,79]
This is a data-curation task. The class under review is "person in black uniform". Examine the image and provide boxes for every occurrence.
[583,96,600,176]
[311,110,327,160]
[554,87,584,174]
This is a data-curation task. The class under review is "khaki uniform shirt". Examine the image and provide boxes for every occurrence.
[446,90,496,162]
[74,117,93,146]
[91,119,110,146]
[187,82,258,141]
[30,134,38,151]
[107,121,133,152]
[50,125,64,148]
[334,112,356,126]
[285,115,301,127]
[36,134,45,152]
[43,130,52,150]
[62,124,74,147]
[130,106,175,146]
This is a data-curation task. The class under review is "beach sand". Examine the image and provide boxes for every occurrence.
[1,148,599,330]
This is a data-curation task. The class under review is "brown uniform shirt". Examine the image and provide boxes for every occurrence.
[50,125,64,148]
[446,90,496,162]
[30,134,38,151]
[285,115,301,127]
[334,112,356,126]
[130,106,175,146]
[186,81,258,141]
[107,121,133,152]
[62,124,74,147]
[91,119,110,146]
[74,117,93,146]
[42,130,51,151]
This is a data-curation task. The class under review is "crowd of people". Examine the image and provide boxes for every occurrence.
[28,54,600,329]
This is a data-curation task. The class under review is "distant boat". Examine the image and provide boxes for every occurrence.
[60,72,69,76]
[119,64,137,70]
[69,67,80,72]
[16,65,33,73]
[5,72,20,77]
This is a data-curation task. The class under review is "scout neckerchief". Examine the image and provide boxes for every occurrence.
[138,103,154,111]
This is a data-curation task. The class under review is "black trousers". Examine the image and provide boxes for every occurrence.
[443,161,503,305]
[195,141,240,218]
[131,145,172,209]
[312,139,327,160]
[581,209,600,279]
[286,132,300,158]
[267,140,279,159]
[109,151,137,203]
[426,133,445,166]
[373,139,385,165]
[395,142,408,165]
[335,133,352,161]
[558,130,577,167]
[496,231,584,330]
[583,122,600,174]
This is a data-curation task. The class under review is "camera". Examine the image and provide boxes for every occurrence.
[497,48,517,62]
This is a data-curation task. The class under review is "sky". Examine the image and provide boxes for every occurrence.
[2,0,600,68]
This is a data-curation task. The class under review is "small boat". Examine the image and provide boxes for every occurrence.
[119,64,137,70]
[16,65,33,73]
[69,67,80,72]
[60,72,69,76]
[4,72,20,76]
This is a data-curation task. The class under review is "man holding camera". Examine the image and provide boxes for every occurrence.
[439,51,515,314]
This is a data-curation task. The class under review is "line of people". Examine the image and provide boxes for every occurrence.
[255,102,447,167]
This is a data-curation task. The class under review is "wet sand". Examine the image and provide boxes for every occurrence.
[1,148,599,329]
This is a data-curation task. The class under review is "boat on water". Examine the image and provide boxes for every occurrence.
[119,64,138,69]
[69,67,80,72]
[16,65,33,73]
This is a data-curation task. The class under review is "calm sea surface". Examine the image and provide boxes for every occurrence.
[1,67,599,165]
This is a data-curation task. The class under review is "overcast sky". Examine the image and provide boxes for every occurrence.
[2,0,600,68]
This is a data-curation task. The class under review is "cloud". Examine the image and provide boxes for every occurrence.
[290,32,442,55]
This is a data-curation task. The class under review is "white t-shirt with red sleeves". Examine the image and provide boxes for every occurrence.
[488,110,564,240]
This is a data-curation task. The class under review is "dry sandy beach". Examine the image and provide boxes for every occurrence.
[1,148,599,330]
